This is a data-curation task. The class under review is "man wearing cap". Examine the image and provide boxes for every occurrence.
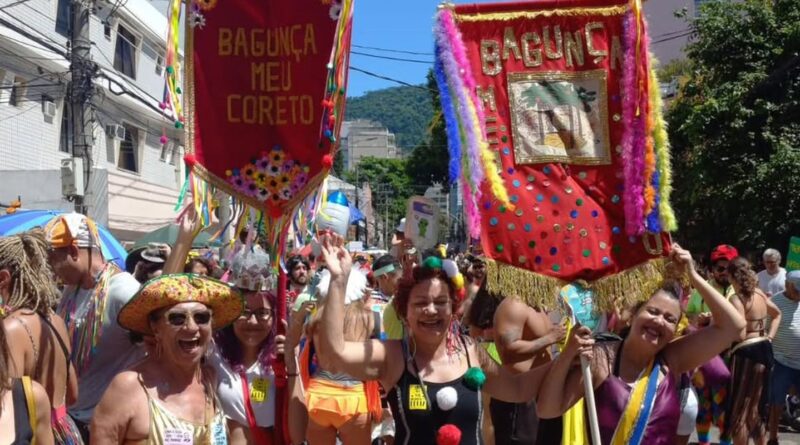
[758,248,787,297]
[686,244,738,325]
[45,213,143,440]
[129,243,170,283]
[767,271,800,445]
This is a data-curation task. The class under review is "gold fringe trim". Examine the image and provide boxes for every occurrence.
[485,257,669,311]
[452,4,629,23]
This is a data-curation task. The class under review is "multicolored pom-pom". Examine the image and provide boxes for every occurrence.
[436,424,462,445]
[463,366,486,391]
[423,256,443,270]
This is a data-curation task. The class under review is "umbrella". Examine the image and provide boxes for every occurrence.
[131,224,218,250]
[0,209,127,269]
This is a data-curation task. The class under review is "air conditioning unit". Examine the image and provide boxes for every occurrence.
[61,157,85,197]
[106,124,126,141]
[42,100,56,118]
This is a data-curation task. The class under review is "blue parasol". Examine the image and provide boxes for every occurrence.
[0,210,127,269]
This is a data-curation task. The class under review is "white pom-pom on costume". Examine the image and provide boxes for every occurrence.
[442,259,459,278]
[315,268,368,305]
[436,386,458,411]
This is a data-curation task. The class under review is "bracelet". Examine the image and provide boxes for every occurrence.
[286,372,299,377]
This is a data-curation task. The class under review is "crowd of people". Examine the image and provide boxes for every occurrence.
[0,209,798,445]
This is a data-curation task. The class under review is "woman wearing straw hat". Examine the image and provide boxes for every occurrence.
[90,274,245,444]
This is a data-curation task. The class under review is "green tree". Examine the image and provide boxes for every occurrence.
[656,58,693,83]
[667,0,800,256]
[345,157,413,246]
[345,85,434,150]
[406,70,450,189]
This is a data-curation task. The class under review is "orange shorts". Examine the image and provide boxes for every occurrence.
[306,378,368,429]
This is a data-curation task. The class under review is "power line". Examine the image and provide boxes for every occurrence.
[0,0,33,11]
[651,30,694,45]
[349,66,434,92]
[352,44,433,57]
[351,50,432,65]
[0,15,67,56]
[0,102,41,122]
[0,9,67,51]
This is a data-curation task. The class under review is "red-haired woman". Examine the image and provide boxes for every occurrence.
[315,234,552,445]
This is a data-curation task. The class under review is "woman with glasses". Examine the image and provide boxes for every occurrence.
[90,274,244,444]
[209,249,290,445]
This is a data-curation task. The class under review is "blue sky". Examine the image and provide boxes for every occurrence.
[347,0,441,97]
[344,0,692,97]
[153,0,689,97]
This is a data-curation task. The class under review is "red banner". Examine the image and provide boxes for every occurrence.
[186,0,351,215]
[438,0,674,307]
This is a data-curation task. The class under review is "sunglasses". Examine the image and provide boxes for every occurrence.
[166,311,212,327]
[239,308,274,321]
[715,266,728,273]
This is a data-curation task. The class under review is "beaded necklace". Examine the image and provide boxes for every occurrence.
[57,262,119,376]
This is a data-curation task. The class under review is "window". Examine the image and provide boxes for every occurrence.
[170,144,181,165]
[8,76,26,107]
[117,124,139,172]
[159,139,170,161]
[155,54,164,76]
[104,22,112,40]
[59,101,71,153]
[55,0,71,37]
[114,25,138,79]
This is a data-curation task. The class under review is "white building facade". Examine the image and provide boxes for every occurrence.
[0,0,184,243]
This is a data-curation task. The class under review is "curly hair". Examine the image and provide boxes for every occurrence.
[393,264,457,320]
[0,229,59,314]
[727,257,758,299]
[213,291,277,373]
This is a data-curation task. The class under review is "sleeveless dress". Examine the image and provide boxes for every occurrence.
[595,341,681,445]
[140,378,228,445]
[10,313,84,445]
[387,338,483,445]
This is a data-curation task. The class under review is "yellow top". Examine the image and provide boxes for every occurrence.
[143,384,227,445]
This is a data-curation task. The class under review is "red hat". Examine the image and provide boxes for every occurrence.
[711,244,739,262]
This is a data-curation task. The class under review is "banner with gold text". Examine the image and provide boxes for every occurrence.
[435,0,676,308]
[184,0,352,218]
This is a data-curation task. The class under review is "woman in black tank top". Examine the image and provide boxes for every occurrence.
[313,235,553,445]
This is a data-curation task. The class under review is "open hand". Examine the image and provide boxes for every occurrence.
[319,232,351,280]
[548,323,568,345]
[178,206,202,240]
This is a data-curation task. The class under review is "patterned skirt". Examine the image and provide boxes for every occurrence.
[722,337,774,441]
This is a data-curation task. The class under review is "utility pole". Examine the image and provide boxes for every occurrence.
[69,0,97,214]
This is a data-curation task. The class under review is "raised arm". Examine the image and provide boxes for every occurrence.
[315,234,392,382]
[162,208,202,274]
[535,325,597,418]
[664,244,746,374]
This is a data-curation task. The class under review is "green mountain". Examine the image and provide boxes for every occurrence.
[345,85,434,151]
